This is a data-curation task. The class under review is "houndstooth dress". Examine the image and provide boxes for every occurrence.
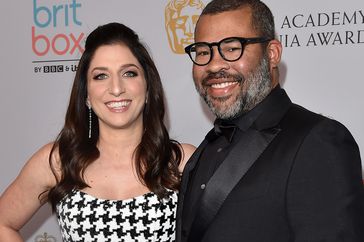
[56,189,177,242]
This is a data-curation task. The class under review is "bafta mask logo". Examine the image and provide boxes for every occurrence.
[165,0,205,54]
[35,232,57,242]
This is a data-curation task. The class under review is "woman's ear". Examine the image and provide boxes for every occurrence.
[86,97,91,108]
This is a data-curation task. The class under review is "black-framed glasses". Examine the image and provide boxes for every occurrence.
[184,37,272,66]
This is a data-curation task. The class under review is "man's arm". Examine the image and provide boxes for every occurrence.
[287,118,364,241]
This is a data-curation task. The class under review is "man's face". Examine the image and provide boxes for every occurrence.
[166,4,202,54]
[192,7,273,119]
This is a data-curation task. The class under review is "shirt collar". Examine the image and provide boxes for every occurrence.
[224,85,291,132]
[206,85,291,142]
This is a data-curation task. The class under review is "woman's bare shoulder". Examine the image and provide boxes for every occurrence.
[179,143,196,171]
[27,142,60,185]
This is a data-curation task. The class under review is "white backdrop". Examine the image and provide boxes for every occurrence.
[0,1,363,241]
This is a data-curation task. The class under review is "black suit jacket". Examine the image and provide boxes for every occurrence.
[177,88,364,242]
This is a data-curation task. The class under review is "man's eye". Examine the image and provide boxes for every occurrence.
[196,50,210,57]
[227,47,242,52]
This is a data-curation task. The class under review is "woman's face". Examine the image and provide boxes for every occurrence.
[86,43,147,133]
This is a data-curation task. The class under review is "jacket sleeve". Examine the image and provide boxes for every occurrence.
[286,118,364,241]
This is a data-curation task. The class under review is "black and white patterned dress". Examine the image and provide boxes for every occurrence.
[56,189,177,242]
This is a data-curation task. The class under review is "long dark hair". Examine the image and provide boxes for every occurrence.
[45,23,182,211]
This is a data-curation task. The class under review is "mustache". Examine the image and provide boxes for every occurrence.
[202,71,244,86]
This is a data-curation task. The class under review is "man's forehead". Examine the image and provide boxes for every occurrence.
[195,9,255,42]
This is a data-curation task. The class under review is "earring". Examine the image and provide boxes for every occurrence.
[86,99,92,139]
[88,105,92,139]
[86,97,93,139]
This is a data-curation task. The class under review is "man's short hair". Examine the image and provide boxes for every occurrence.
[200,0,276,39]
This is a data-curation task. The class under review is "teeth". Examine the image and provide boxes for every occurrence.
[107,101,130,108]
[211,82,236,89]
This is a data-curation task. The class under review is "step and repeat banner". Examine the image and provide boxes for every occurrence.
[0,0,363,241]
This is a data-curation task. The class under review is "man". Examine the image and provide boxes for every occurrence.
[177,0,364,241]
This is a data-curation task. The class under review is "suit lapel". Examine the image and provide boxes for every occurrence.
[189,127,280,241]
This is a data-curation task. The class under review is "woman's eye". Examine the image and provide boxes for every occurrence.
[123,71,137,77]
[93,73,108,80]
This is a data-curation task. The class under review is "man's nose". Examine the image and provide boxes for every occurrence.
[207,47,230,72]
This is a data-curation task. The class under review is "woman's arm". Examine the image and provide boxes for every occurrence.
[0,143,57,241]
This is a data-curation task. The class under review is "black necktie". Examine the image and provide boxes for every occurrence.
[206,119,237,142]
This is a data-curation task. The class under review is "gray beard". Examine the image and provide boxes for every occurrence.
[198,55,272,120]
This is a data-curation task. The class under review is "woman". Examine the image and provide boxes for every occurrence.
[0,22,195,241]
